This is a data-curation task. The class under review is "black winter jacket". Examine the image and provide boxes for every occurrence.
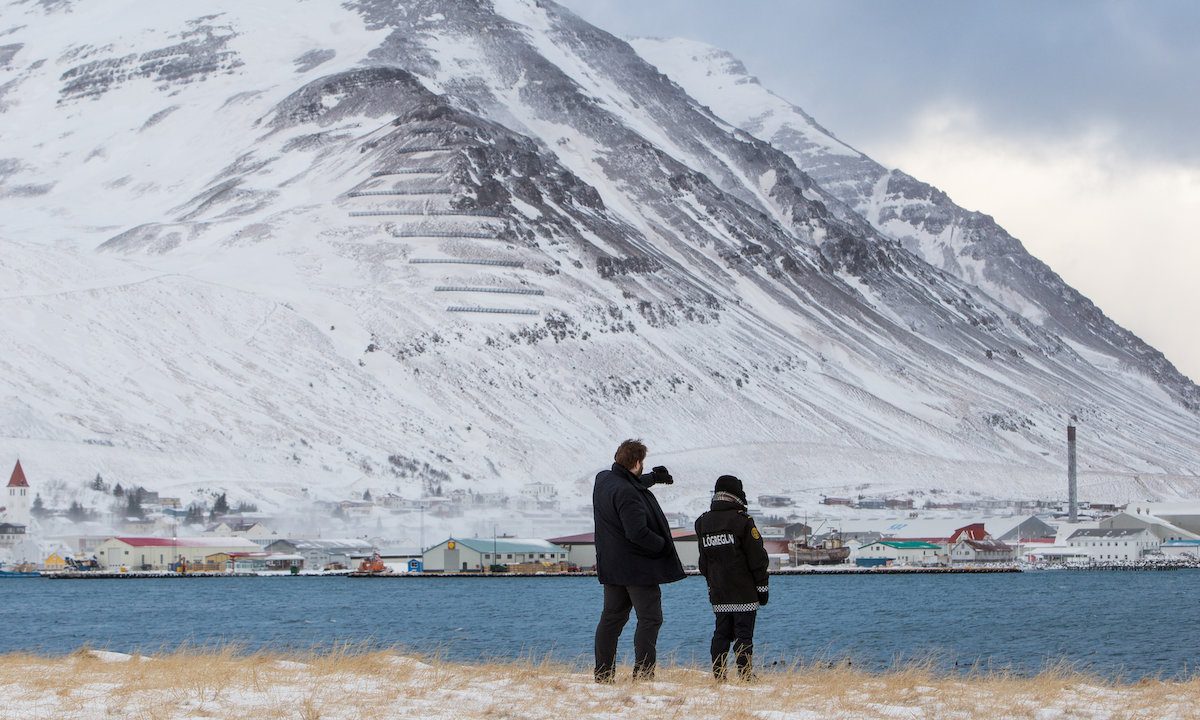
[593,463,686,586]
[695,497,769,612]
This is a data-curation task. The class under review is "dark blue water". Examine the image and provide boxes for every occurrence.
[2,571,1196,678]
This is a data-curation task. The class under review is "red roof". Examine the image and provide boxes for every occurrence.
[949,523,988,543]
[7,460,28,488]
[548,531,595,544]
[114,537,179,547]
[111,536,263,548]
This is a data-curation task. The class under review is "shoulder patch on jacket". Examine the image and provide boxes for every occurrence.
[750,526,761,540]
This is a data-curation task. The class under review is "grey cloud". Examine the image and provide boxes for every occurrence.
[559,0,1200,165]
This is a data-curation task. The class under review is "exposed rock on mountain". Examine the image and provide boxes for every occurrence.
[0,1,1195,514]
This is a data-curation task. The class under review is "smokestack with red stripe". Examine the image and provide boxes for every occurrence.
[1067,417,1078,524]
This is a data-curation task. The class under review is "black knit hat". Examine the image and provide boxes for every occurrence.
[714,474,746,503]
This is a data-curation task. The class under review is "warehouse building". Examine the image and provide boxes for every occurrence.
[1066,528,1159,562]
[855,540,943,567]
[547,528,700,571]
[1097,511,1199,543]
[423,538,567,573]
[1123,503,1200,536]
[1161,539,1200,559]
[95,536,261,571]
[263,538,374,570]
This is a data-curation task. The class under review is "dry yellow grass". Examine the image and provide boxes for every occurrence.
[0,647,1196,720]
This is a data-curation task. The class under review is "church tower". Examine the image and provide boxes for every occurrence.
[4,460,31,526]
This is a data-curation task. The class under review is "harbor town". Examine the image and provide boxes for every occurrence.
[5,459,1199,578]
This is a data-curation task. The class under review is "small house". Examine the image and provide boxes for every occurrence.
[949,538,1015,564]
[337,501,375,518]
[782,522,813,540]
[757,495,793,508]
[519,482,559,510]
[0,522,27,548]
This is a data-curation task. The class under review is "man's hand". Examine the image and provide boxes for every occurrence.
[651,466,673,485]
[757,588,769,606]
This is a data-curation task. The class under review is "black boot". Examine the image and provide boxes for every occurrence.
[632,660,656,682]
[712,652,729,681]
[736,651,758,682]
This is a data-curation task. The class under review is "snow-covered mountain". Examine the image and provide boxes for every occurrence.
[1,0,1197,518]
[633,36,1200,412]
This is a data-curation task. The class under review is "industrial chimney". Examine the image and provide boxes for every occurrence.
[1067,417,1078,523]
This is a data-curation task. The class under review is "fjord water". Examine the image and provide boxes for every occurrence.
[3,571,1195,679]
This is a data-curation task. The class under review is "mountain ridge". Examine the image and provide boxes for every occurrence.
[0,0,1196,527]
[631,36,1198,411]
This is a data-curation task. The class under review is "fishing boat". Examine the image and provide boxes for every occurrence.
[789,541,851,566]
[787,516,852,565]
[350,551,392,576]
[0,561,41,577]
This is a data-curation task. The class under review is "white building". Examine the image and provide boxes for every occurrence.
[547,532,598,569]
[949,537,1016,564]
[205,520,276,544]
[263,538,374,570]
[423,538,567,572]
[519,482,559,510]
[95,536,261,571]
[0,522,28,549]
[3,460,31,526]
[1066,528,1158,563]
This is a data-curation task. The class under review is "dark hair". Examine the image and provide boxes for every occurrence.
[614,439,648,470]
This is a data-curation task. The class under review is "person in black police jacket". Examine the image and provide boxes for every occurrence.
[695,474,769,680]
[592,438,685,683]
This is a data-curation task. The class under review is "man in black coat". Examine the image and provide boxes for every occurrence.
[695,474,769,680]
[592,438,685,682]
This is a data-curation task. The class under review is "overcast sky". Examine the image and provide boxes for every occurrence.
[559,0,1200,383]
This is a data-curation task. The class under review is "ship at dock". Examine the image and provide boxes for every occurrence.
[788,535,851,566]
[0,561,40,578]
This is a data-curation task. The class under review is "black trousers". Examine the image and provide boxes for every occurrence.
[711,610,757,677]
[594,584,663,680]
